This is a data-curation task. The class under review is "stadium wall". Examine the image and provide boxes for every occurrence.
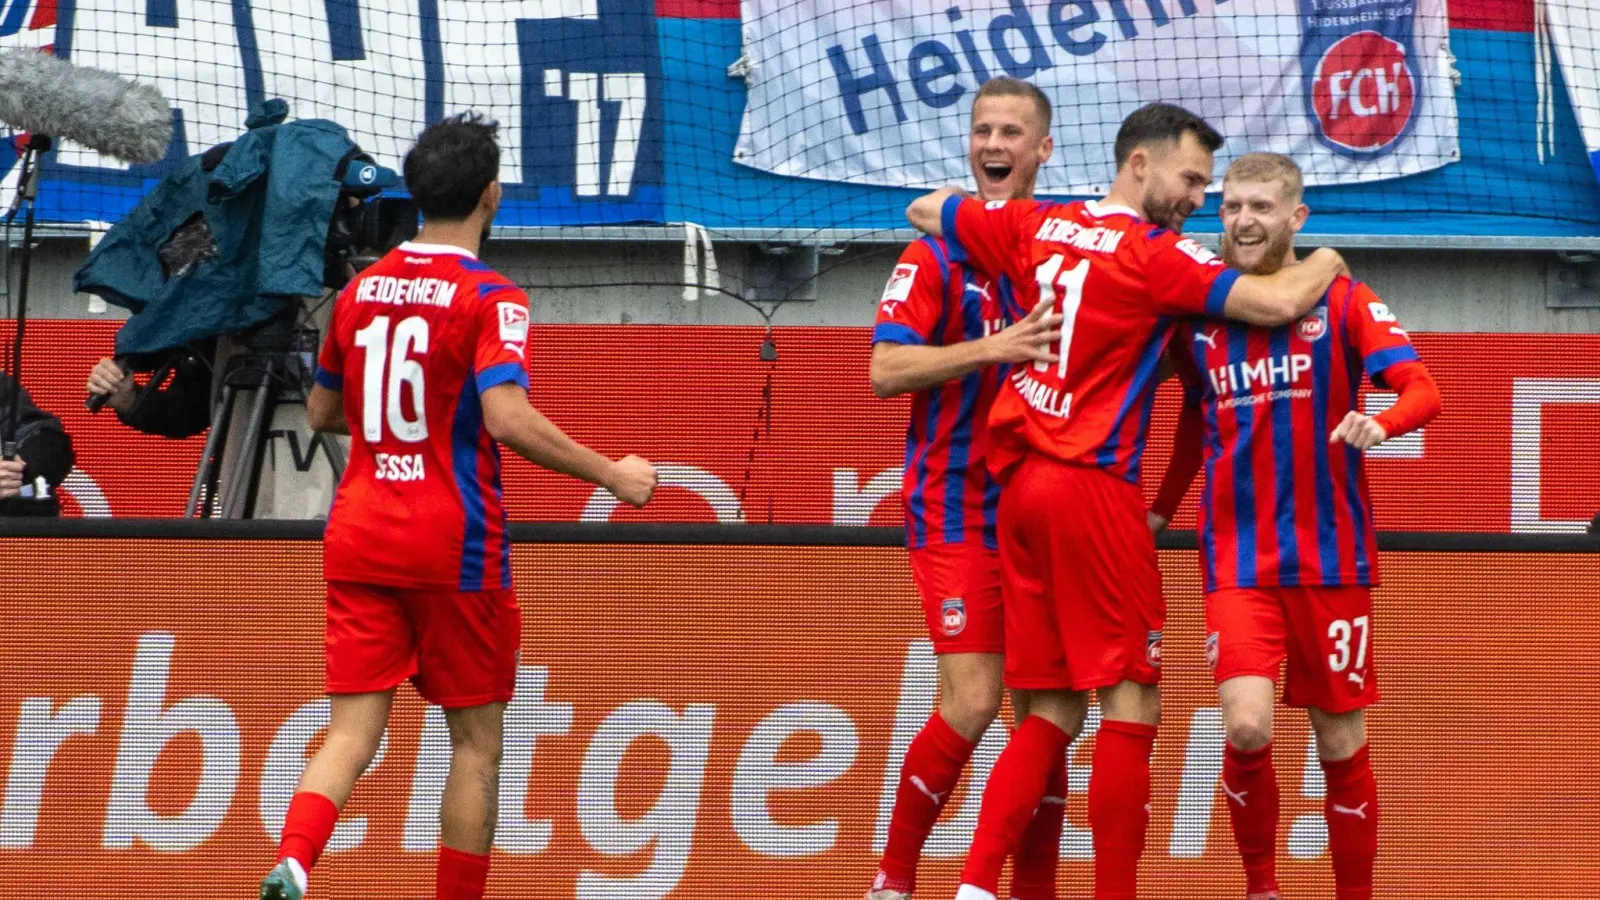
[5,320,1597,532]
[0,525,1594,899]
[11,241,1600,333]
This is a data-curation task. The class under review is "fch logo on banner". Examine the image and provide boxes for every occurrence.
[1312,32,1416,153]
[1302,0,1421,157]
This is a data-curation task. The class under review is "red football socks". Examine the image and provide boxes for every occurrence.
[1009,745,1069,900]
[1322,744,1379,900]
[1222,742,1280,895]
[876,711,978,892]
[1088,719,1157,900]
[436,846,492,900]
[958,716,1070,894]
[277,790,339,872]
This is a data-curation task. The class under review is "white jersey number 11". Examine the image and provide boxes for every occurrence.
[1033,254,1089,380]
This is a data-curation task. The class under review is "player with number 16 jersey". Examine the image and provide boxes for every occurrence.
[318,241,529,591]
[261,114,656,900]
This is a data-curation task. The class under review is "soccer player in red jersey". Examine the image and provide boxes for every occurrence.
[868,77,1071,900]
[258,113,657,900]
[907,103,1350,900]
[1150,153,1442,900]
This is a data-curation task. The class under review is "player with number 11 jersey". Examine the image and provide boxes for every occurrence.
[909,103,1349,900]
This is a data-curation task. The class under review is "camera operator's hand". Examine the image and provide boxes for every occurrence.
[86,359,136,413]
[0,458,23,501]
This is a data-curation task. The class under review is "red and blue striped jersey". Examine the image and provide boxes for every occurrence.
[942,196,1240,485]
[316,242,530,591]
[1173,276,1420,591]
[873,236,1010,549]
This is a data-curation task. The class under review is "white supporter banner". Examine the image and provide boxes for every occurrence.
[733,0,1461,192]
[1543,0,1600,184]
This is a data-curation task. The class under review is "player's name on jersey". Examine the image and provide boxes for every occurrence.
[354,275,460,308]
[1010,368,1071,419]
[1033,217,1124,255]
[374,452,426,482]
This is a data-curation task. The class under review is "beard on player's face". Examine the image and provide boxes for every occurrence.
[1143,182,1196,233]
[479,198,500,244]
[1223,220,1295,275]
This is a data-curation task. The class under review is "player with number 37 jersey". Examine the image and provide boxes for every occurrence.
[1149,154,1442,900]
[908,104,1350,900]
[318,243,530,590]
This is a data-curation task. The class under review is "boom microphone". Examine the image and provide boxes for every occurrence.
[0,50,172,164]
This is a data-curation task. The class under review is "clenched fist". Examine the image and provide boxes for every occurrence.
[606,455,658,508]
[1330,411,1388,451]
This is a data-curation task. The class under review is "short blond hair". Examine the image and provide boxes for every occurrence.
[1225,152,1304,203]
[974,76,1052,136]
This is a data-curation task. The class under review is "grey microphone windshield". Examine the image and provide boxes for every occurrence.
[0,50,172,164]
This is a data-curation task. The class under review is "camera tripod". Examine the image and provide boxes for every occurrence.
[184,323,345,518]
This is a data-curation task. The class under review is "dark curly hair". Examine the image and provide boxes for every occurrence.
[403,112,501,219]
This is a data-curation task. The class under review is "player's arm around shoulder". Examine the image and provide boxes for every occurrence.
[1221,247,1350,327]
[1329,282,1442,451]
[906,186,968,236]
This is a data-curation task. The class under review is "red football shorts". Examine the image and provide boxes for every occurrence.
[1206,585,1378,713]
[997,456,1164,691]
[325,580,521,709]
[908,543,1004,654]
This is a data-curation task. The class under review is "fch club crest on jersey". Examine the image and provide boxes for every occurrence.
[941,598,966,637]
[1299,305,1329,341]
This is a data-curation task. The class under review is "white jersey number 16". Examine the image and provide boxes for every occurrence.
[353,315,430,443]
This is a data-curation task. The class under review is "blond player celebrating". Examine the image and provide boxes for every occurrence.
[1151,153,1442,900]
[867,77,1070,900]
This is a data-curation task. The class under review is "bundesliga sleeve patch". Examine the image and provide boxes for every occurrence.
[498,301,530,342]
[1174,238,1220,265]
[880,263,918,306]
